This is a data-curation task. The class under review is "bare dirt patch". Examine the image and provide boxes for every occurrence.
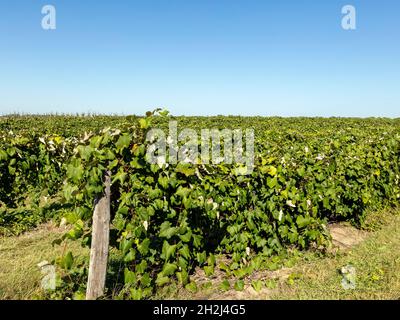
[328,223,367,250]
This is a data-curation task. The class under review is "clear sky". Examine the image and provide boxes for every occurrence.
[0,0,399,117]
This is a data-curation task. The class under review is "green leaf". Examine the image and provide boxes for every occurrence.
[158,176,169,189]
[0,150,8,161]
[124,268,137,285]
[62,251,74,270]
[179,244,191,260]
[267,177,277,188]
[130,157,144,169]
[220,280,230,291]
[124,249,136,262]
[112,169,127,185]
[182,197,192,210]
[179,230,192,243]
[139,118,150,129]
[140,273,152,287]
[176,163,196,177]
[219,263,230,273]
[115,134,131,152]
[251,280,263,292]
[120,238,134,255]
[234,279,245,291]
[185,281,198,293]
[161,241,177,261]
[130,288,142,300]
[162,263,177,276]
[159,221,177,239]
[64,227,83,240]
[296,215,312,228]
[156,274,170,287]
[192,234,202,248]
[175,186,190,198]
[204,265,214,277]
[138,238,150,255]
[135,260,148,274]
[207,254,216,266]
[196,251,207,264]
[77,145,94,161]
[66,163,84,183]
[261,165,277,176]
[177,270,189,285]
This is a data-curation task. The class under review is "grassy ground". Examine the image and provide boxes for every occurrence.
[0,211,399,300]
[0,223,88,299]
[270,213,400,299]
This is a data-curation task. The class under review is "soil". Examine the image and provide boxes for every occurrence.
[328,223,367,250]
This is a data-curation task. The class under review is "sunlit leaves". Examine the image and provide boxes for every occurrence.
[4,112,400,300]
[66,161,84,183]
[115,134,132,152]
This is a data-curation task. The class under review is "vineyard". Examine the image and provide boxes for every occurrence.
[1,112,400,299]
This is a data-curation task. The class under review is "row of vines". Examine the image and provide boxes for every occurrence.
[1,112,400,299]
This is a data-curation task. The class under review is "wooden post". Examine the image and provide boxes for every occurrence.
[86,171,111,300]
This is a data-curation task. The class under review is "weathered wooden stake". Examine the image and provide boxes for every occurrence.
[86,171,111,300]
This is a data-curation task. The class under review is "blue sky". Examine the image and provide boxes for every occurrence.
[0,0,399,117]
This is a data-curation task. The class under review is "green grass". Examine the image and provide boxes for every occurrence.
[0,223,88,300]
